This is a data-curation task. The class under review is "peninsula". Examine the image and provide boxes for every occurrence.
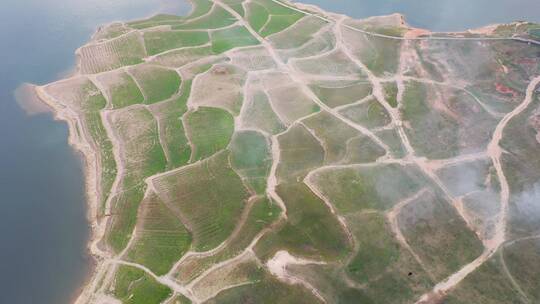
[37,0,540,303]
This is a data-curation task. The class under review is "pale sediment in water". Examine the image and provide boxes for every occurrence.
[14,83,53,116]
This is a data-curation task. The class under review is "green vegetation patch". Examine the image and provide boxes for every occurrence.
[79,32,146,74]
[303,111,360,163]
[311,164,426,214]
[376,128,406,158]
[254,182,351,261]
[106,107,167,253]
[157,80,193,168]
[206,272,322,304]
[129,65,181,104]
[98,71,144,109]
[260,13,304,37]
[222,0,246,16]
[128,14,185,30]
[127,192,191,276]
[211,25,260,54]
[339,97,392,128]
[153,151,249,251]
[503,238,540,301]
[143,30,210,55]
[276,123,325,182]
[240,90,286,135]
[80,83,117,209]
[310,82,372,108]
[382,81,398,108]
[186,106,235,161]
[175,196,280,283]
[445,253,525,304]
[401,81,460,159]
[342,135,387,164]
[398,191,484,280]
[229,131,272,194]
[344,212,433,302]
[112,265,172,304]
[269,16,329,49]
[344,28,402,76]
[173,5,236,30]
[292,49,364,77]
[246,2,270,32]
[152,44,215,68]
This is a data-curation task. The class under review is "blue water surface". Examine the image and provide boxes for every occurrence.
[0,1,189,303]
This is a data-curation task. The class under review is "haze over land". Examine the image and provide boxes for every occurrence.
[36,0,540,303]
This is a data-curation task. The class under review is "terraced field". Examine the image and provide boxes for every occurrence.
[38,0,540,303]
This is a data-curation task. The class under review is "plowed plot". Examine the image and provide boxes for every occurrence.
[291,48,364,78]
[282,211,434,304]
[376,128,407,158]
[262,73,319,124]
[397,190,484,280]
[111,265,172,304]
[444,254,525,304]
[309,164,426,214]
[143,30,210,55]
[342,135,387,164]
[302,111,361,164]
[189,64,246,113]
[310,81,372,108]
[339,97,392,129]
[500,96,540,238]
[128,65,181,104]
[254,182,350,261]
[345,213,432,293]
[93,22,131,41]
[229,46,276,71]
[151,45,214,68]
[153,151,249,251]
[400,81,500,159]
[502,238,540,301]
[436,159,494,197]
[172,5,236,30]
[110,106,166,179]
[126,191,191,275]
[239,89,285,134]
[341,24,402,76]
[269,16,328,50]
[150,97,191,169]
[278,29,335,62]
[96,70,144,109]
[43,77,116,209]
[229,131,272,194]
[222,0,245,16]
[276,124,324,182]
[246,0,305,37]
[79,32,146,74]
[106,106,167,252]
[174,196,279,284]
[205,272,322,304]
[191,256,263,302]
[186,106,234,161]
[210,26,260,54]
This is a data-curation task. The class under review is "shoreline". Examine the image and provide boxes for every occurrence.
[34,84,105,304]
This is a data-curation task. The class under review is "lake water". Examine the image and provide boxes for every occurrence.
[0,0,538,303]
[0,1,189,303]
[297,0,540,31]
